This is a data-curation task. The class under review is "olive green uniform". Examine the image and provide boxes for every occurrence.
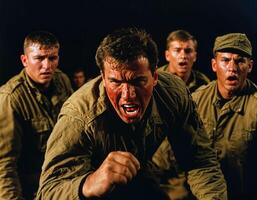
[0,69,73,200]
[154,65,210,199]
[36,72,226,200]
[192,80,257,199]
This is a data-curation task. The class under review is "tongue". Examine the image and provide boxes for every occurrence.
[125,107,137,112]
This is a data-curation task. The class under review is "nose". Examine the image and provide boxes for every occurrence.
[179,49,186,58]
[227,59,238,72]
[121,83,136,100]
[42,58,51,70]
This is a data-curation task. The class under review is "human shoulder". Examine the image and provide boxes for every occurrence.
[60,75,107,123]
[157,70,186,91]
[247,79,257,100]
[52,69,73,95]
[254,91,257,99]
[192,81,216,101]
[54,68,67,76]
[157,64,169,72]
[0,70,25,95]
[193,80,216,93]
[53,69,71,82]
[155,71,189,112]
[192,70,211,83]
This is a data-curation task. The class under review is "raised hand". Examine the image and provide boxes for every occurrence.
[82,151,140,198]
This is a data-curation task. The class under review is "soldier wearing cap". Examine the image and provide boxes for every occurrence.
[192,33,257,199]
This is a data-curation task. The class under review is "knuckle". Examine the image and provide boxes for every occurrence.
[108,151,115,158]
[122,166,129,175]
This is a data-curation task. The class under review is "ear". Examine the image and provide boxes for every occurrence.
[247,59,253,73]
[153,69,158,86]
[211,58,217,72]
[100,70,105,87]
[193,51,197,62]
[165,50,170,62]
[20,54,28,67]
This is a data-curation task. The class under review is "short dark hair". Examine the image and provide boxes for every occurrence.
[23,31,60,52]
[166,30,197,50]
[73,67,86,76]
[95,27,158,74]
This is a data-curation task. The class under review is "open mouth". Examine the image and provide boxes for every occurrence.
[178,62,188,68]
[227,75,238,81]
[122,104,140,115]
[40,72,52,78]
[226,75,239,85]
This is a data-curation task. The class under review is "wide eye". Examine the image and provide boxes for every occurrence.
[34,56,44,61]
[235,57,246,65]
[220,57,229,63]
[48,55,58,61]
[130,77,147,87]
[109,79,122,87]
[172,48,180,53]
[184,48,194,54]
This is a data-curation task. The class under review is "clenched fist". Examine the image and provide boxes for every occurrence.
[82,151,140,198]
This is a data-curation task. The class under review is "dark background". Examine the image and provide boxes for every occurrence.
[0,0,256,85]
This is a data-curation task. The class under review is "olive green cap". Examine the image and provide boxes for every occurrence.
[213,33,252,57]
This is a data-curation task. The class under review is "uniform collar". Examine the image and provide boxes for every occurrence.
[22,68,63,93]
[212,80,254,114]
[187,70,196,88]
[22,69,63,106]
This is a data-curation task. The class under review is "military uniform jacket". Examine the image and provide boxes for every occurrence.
[37,72,227,200]
[158,64,210,93]
[192,80,257,199]
[0,69,73,200]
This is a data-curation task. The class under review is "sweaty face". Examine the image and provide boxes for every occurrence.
[21,44,59,88]
[165,40,196,80]
[102,57,158,124]
[212,52,253,99]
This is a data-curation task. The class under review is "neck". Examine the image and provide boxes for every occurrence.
[167,65,191,83]
[217,81,247,100]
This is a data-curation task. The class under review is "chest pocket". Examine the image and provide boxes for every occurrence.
[200,118,215,138]
[229,127,256,155]
[31,117,52,152]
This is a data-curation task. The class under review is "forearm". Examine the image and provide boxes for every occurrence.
[0,158,23,200]
[0,99,23,200]
[37,174,89,200]
[187,166,227,200]
[36,115,94,200]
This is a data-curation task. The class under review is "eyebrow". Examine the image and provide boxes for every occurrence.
[108,76,147,83]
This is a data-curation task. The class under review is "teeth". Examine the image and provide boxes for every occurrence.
[127,110,138,113]
[126,109,138,113]
[123,104,137,108]
[122,104,139,113]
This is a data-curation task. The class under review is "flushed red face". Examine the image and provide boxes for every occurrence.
[212,52,253,99]
[21,44,59,88]
[102,57,158,124]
